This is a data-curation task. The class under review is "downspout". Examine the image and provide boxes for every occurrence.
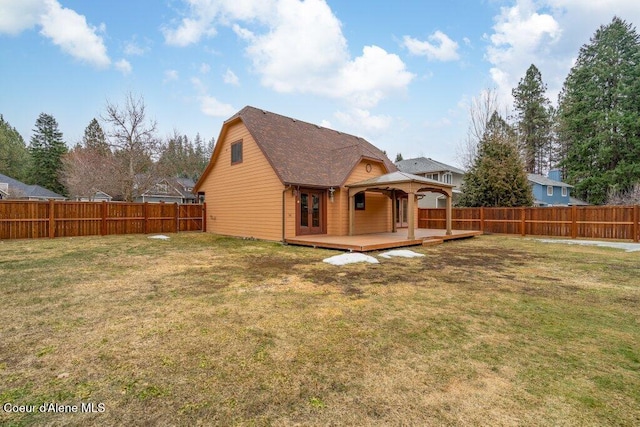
[282,185,292,243]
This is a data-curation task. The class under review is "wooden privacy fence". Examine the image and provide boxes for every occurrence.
[0,200,205,240]
[419,205,640,242]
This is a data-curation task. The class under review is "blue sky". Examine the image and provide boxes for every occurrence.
[1,0,640,167]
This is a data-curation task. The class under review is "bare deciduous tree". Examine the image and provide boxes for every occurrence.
[61,147,117,200]
[102,93,160,201]
[607,183,640,205]
[456,88,503,170]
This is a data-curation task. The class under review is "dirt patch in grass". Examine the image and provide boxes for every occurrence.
[0,234,638,426]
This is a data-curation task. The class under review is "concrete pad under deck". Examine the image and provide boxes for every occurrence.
[285,229,482,252]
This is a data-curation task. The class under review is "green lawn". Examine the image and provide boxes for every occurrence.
[0,233,638,426]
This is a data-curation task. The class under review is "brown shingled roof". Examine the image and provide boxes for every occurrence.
[199,106,396,189]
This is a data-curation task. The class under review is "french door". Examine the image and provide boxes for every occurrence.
[395,197,408,228]
[297,189,325,235]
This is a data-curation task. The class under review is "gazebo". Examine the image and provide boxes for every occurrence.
[346,171,454,240]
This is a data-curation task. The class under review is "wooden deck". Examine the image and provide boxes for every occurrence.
[285,229,482,252]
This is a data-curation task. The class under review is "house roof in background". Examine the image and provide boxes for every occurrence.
[346,171,454,189]
[569,196,590,206]
[196,106,396,190]
[0,173,65,199]
[527,173,573,188]
[395,157,465,175]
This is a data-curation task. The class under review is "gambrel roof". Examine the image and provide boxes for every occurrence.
[195,106,396,191]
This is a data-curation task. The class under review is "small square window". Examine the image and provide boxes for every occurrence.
[355,192,365,210]
[231,141,243,164]
[547,185,553,196]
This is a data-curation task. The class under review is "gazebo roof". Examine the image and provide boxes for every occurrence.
[346,171,454,190]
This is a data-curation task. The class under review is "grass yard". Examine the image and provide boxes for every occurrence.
[0,233,639,426]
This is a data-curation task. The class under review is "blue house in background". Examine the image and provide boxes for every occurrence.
[527,169,577,206]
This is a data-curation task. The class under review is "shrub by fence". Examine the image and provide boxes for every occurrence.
[419,205,640,242]
[0,200,205,240]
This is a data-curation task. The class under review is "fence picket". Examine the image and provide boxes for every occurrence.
[419,206,639,241]
[0,201,203,240]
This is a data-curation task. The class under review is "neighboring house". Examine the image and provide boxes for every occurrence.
[395,157,465,208]
[194,106,455,242]
[528,170,575,206]
[135,177,197,204]
[75,190,113,202]
[0,173,66,200]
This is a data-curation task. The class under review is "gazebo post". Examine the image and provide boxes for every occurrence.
[446,190,453,235]
[391,189,397,233]
[407,192,415,240]
[348,191,355,236]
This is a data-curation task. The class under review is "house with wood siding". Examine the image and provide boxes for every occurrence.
[194,106,454,242]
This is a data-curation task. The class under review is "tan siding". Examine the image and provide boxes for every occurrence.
[332,160,392,236]
[199,122,286,241]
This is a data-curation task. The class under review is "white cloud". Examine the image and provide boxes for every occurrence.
[0,0,110,68]
[39,0,110,67]
[223,68,239,85]
[164,69,179,83]
[115,59,132,75]
[164,0,414,108]
[0,0,46,34]
[124,40,145,56]
[334,108,393,135]
[163,17,216,47]
[199,95,236,117]
[484,0,640,107]
[200,63,211,74]
[402,31,460,61]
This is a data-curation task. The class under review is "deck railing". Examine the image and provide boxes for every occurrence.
[418,205,640,242]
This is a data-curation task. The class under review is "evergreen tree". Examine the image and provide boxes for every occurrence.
[395,152,403,162]
[557,17,640,204]
[512,64,553,174]
[83,118,109,155]
[28,113,68,194]
[0,115,30,181]
[158,131,210,181]
[459,112,533,207]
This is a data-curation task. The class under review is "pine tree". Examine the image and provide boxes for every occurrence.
[512,64,553,174]
[557,17,640,204]
[459,112,533,207]
[28,113,68,195]
[83,118,109,155]
[0,115,30,181]
[395,153,403,162]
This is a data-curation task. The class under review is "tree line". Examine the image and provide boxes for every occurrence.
[460,17,640,207]
[0,93,213,201]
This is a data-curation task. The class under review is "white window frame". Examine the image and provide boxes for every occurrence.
[547,185,553,196]
[562,187,567,197]
[442,173,452,184]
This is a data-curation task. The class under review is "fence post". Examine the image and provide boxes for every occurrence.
[48,199,55,238]
[143,202,148,234]
[202,203,207,232]
[571,205,577,239]
[634,205,639,243]
[480,207,485,232]
[101,201,107,236]
[521,207,526,237]
[174,203,179,233]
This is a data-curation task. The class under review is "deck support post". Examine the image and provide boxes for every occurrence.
[348,193,355,236]
[407,192,415,240]
[446,191,453,235]
[391,190,397,233]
